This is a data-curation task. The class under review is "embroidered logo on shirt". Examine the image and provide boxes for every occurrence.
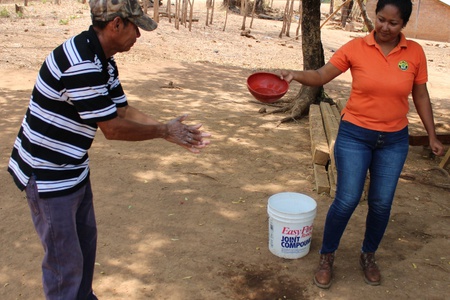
[398,60,409,71]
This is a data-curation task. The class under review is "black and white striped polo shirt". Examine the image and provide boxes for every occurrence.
[8,26,127,198]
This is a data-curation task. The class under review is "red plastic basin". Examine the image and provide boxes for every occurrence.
[247,72,289,103]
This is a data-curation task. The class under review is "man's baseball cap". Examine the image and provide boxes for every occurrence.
[90,0,157,31]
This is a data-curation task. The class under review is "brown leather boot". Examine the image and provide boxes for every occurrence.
[313,253,335,289]
[360,252,381,285]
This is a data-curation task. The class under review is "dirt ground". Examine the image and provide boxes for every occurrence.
[0,1,449,299]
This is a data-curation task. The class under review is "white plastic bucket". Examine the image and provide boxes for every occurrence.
[267,192,317,259]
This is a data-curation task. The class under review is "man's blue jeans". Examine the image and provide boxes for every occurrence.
[320,120,409,254]
[25,175,98,300]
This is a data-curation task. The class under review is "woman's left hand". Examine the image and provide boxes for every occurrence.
[429,137,445,156]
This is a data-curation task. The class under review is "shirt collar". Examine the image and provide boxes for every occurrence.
[85,25,109,70]
[364,30,407,48]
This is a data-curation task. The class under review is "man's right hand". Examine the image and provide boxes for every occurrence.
[165,115,211,154]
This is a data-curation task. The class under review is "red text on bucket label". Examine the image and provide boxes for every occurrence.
[282,225,313,238]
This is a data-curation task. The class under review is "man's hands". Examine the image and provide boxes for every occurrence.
[99,107,211,153]
[165,115,211,154]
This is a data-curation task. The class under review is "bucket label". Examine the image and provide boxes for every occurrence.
[280,226,312,252]
[269,217,314,257]
[282,225,312,237]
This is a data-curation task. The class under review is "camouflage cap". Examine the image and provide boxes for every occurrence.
[90,0,157,31]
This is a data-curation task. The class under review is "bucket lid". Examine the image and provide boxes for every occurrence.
[268,192,317,215]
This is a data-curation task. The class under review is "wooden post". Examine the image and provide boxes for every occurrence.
[285,0,295,37]
[182,0,187,27]
[188,0,194,31]
[439,148,450,169]
[154,0,160,23]
[166,0,172,23]
[206,0,211,26]
[241,0,248,30]
[279,0,290,38]
[209,0,215,25]
[295,0,302,40]
[175,0,180,29]
[223,0,229,31]
[249,0,257,28]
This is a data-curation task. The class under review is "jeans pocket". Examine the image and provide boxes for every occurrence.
[26,194,40,216]
[25,177,40,216]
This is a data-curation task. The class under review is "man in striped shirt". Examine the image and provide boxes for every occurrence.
[8,0,210,299]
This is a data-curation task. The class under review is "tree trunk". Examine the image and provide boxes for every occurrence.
[250,0,257,28]
[341,0,353,28]
[209,0,215,25]
[356,0,374,32]
[279,0,290,38]
[273,0,327,122]
[285,0,295,37]
[206,0,211,26]
[241,0,248,30]
[188,0,194,31]
[175,0,180,29]
[295,0,302,40]
[166,0,172,23]
[182,0,188,27]
[154,0,160,23]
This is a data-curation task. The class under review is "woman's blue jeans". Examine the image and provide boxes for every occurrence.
[320,121,409,254]
[25,175,98,300]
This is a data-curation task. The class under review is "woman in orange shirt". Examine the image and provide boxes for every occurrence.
[280,0,444,288]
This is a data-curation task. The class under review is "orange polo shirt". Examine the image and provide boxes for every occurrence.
[330,31,428,132]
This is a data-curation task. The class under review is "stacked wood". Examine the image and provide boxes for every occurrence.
[309,105,330,194]
[309,102,340,196]
[309,105,329,165]
[310,99,371,200]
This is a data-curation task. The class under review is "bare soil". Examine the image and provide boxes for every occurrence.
[0,1,449,299]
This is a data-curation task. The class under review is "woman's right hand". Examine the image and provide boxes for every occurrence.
[279,70,296,83]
